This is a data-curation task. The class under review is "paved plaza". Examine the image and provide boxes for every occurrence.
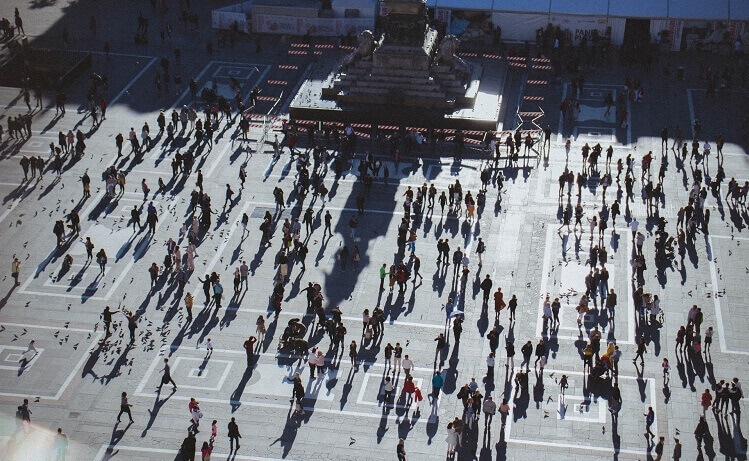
[0,1,748,460]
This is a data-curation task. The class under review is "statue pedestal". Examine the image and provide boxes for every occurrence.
[372,28,438,72]
[290,0,502,130]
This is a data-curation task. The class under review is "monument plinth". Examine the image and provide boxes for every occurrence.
[289,0,504,130]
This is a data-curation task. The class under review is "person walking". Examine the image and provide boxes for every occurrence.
[480,275,493,305]
[654,436,665,461]
[96,248,108,274]
[396,438,406,461]
[633,337,647,366]
[700,389,712,416]
[431,371,444,403]
[483,395,496,427]
[20,398,32,424]
[534,339,547,368]
[520,340,533,371]
[117,391,134,423]
[644,406,655,439]
[694,417,708,448]
[11,256,21,286]
[227,417,241,452]
[324,210,333,237]
[158,358,177,392]
[402,354,414,376]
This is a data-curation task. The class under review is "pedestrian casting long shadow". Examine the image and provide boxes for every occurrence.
[442,341,460,394]
[100,421,133,461]
[339,367,355,410]
[229,367,253,413]
[270,409,302,458]
[141,389,177,437]
[81,341,105,380]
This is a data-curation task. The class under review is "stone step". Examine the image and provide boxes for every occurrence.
[339,90,455,108]
[347,66,431,79]
[351,81,444,94]
[342,86,449,100]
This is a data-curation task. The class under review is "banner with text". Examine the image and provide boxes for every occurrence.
[254,14,373,36]
[548,15,608,45]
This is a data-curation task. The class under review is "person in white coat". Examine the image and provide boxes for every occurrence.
[445,422,460,456]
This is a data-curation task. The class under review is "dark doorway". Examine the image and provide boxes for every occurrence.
[622,18,652,66]
[623,19,651,50]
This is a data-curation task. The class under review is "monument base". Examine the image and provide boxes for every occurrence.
[290,58,506,131]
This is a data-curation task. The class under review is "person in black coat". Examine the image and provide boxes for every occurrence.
[228,417,242,452]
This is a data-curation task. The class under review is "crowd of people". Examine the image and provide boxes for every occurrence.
[3,4,748,460]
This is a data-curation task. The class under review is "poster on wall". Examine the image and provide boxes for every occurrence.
[212,11,249,33]
[255,14,298,34]
[548,15,608,45]
[728,21,746,43]
[254,14,373,36]
[435,8,451,27]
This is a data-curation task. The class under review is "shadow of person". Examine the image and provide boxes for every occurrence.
[0,283,18,310]
[230,367,254,413]
[142,388,176,437]
[102,420,132,460]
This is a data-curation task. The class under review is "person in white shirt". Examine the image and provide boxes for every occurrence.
[383,377,395,403]
[402,355,413,376]
[630,218,639,243]
[704,326,714,354]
